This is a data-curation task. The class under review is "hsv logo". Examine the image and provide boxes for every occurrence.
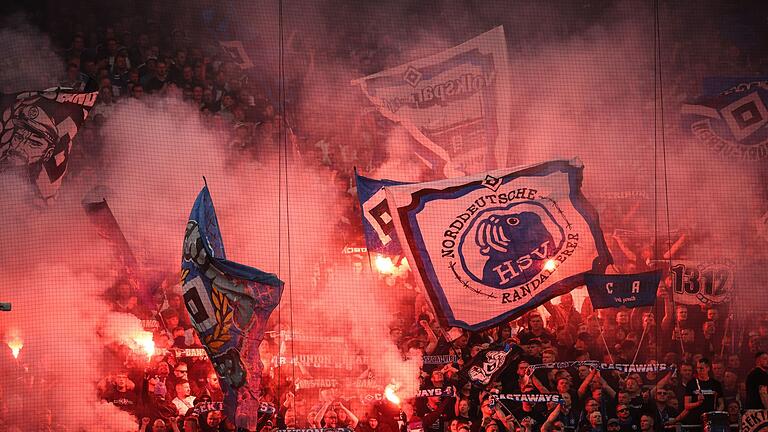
[459,202,565,289]
[403,66,423,88]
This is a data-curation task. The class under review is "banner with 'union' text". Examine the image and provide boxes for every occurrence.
[384,159,611,330]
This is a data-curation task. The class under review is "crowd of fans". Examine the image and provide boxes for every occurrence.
[2,3,768,432]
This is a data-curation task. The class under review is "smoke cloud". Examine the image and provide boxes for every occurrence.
[2,1,768,429]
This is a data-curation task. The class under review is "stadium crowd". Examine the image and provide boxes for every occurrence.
[2,2,768,432]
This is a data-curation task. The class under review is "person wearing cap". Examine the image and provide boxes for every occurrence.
[606,418,620,432]
[520,338,544,364]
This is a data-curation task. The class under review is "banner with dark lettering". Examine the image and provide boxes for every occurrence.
[0,88,98,200]
[384,160,611,330]
[682,77,768,161]
[584,270,661,309]
[460,345,522,386]
[415,386,456,398]
[353,26,511,176]
[524,361,675,376]
[355,172,409,254]
[490,393,563,405]
[742,410,768,432]
[181,184,284,427]
[670,259,734,306]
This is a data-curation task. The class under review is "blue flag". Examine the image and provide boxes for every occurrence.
[682,77,768,161]
[355,172,409,255]
[584,270,661,309]
[181,185,283,427]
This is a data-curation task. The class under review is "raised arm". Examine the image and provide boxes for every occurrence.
[420,319,439,355]
[541,404,563,432]
[612,232,637,262]
[338,401,359,428]
[314,398,333,426]
[578,369,597,399]
[598,372,616,399]
[663,233,686,260]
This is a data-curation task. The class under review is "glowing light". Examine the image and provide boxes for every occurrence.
[7,338,22,359]
[385,383,401,406]
[132,331,155,359]
[375,255,396,274]
[544,260,557,272]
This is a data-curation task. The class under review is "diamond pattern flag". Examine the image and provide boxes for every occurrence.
[353,26,511,176]
[682,77,768,161]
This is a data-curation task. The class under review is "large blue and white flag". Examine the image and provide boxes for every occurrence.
[353,26,511,177]
[355,172,409,255]
[384,160,611,331]
[181,185,283,427]
[584,270,661,309]
[682,77,768,161]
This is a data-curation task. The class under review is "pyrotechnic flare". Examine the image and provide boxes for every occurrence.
[375,255,397,274]
[7,336,22,359]
[544,259,557,272]
[385,383,401,406]
[131,331,155,359]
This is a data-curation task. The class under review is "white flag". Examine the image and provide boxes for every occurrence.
[353,26,511,177]
[384,159,611,330]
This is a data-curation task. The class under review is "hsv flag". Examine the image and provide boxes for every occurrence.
[682,77,768,161]
[384,160,611,331]
[353,26,511,176]
[181,184,283,427]
[584,270,661,309]
[355,171,409,255]
[0,88,98,200]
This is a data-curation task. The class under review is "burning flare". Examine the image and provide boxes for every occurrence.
[375,255,397,274]
[131,331,155,359]
[385,383,401,406]
[544,259,557,272]
[7,337,22,359]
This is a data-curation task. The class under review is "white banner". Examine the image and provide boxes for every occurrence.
[384,159,610,330]
[353,26,511,176]
[670,258,734,306]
